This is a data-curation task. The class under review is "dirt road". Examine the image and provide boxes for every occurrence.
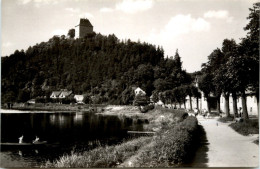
[192,115,259,167]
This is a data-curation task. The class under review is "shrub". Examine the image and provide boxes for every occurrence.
[218,116,234,123]
[229,119,259,136]
[133,116,198,167]
[43,137,152,168]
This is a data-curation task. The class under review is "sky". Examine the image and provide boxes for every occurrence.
[1,0,257,72]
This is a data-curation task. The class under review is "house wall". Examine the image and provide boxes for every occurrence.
[220,94,258,116]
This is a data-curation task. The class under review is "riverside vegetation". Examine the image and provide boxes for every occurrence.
[42,107,199,168]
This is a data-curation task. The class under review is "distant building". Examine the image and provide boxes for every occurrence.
[27,99,36,104]
[75,18,93,38]
[50,91,62,99]
[74,95,84,103]
[59,90,73,99]
[219,90,258,116]
[134,87,146,96]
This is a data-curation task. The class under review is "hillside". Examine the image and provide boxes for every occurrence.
[1,33,191,105]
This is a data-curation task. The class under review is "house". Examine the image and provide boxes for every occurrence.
[74,95,84,103]
[50,91,61,99]
[75,18,93,38]
[27,99,36,104]
[134,87,146,96]
[220,90,258,116]
[59,90,73,99]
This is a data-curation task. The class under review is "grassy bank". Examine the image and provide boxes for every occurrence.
[218,115,234,123]
[43,137,152,168]
[229,119,259,136]
[121,116,198,167]
[42,107,199,168]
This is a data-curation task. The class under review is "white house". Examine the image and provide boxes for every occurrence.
[220,92,258,116]
[50,91,61,99]
[27,99,36,104]
[59,90,73,99]
[134,87,146,96]
[74,95,84,103]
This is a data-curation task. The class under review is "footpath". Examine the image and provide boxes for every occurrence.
[192,115,259,167]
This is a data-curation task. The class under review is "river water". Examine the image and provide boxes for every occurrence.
[0,110,144,167]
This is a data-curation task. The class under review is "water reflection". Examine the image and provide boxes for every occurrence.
[1,111,145,167]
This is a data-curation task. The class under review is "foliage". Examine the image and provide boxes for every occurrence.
[1,33,191,105]
[218,116,234,123]
[229,119,259,136]
[67,29,75,38]
[43,137,152,168]
[133,116,198,167]
[134,94,149,106]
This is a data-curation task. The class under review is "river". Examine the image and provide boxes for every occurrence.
[0,110,144,167]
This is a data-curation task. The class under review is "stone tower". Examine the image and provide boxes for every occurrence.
[75,18,93,38]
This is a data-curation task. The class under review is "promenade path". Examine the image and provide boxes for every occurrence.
[191,115,259,167]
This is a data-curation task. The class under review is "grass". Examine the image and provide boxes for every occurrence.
[229,119,259,136]
[125,116,198,167]
[43,137,152,168]
[218,115,234,123]
[253,137,259,145]
[42,107,199,168]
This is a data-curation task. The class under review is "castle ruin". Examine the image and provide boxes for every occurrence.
[75,18,93,38]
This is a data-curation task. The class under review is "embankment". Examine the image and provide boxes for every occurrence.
[43,107,199,168]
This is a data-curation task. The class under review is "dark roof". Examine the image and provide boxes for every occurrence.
[79,18,93,27]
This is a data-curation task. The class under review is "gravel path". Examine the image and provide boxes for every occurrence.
[193,115,259,167]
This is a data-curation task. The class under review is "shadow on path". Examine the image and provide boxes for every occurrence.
[182,124,209,167]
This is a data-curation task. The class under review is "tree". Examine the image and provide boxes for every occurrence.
[242,2,259,116]
[198,73,214,113]
[68,29,75,38]
[191,86,201,109]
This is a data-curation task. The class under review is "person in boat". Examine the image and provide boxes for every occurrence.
[18,135,23,144]
[33,136,40,143]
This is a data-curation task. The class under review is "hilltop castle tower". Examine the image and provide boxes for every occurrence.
[75,18,93,38]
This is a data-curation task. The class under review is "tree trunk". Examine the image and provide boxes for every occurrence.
[189,95,193,110]
[206,97,211,113]
[216,95,221,114]
[196,97,199,109]
[179,102,181,108]
[256,94,259,118]
[224,94,230,117]
[184,99,186,109]
[241,90,249,120]
[232,92,238,117]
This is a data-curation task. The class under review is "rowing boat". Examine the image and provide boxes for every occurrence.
[0,141,47,146]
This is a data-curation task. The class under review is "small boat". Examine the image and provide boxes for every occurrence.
[0,141,47,146]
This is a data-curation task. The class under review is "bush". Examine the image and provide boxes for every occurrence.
[43,137,152,168]
[229,119,259,136]
[133,116,198,167]
[139,104,154,113]
[218,115,234,123]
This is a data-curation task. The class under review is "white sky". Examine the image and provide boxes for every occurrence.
[1,0,257,72]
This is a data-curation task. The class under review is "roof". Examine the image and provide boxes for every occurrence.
[78,18,93,27]
[60,91,72,97]
[52,91,61,96]
[74,95,84,99]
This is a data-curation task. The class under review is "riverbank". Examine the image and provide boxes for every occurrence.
[1,103,107,112]
[43,107,199,168]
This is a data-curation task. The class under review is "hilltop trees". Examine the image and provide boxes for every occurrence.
[2,32,192,105]
[68,29,75,38]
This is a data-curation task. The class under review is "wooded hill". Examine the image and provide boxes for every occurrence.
[2,33,192,105]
